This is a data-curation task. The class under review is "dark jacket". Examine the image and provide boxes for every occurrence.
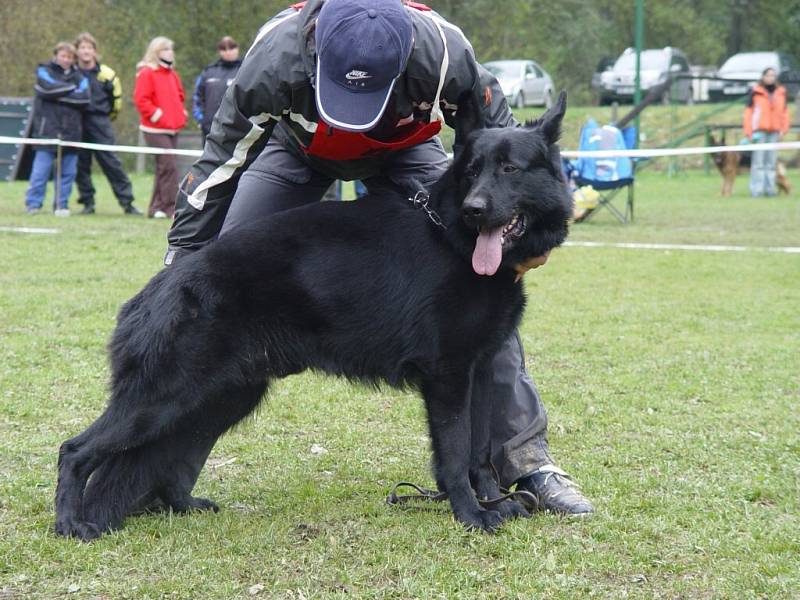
[192,59,242,135]
[31,61,90,150]
[80,62,122,119]
[168,0,515,252]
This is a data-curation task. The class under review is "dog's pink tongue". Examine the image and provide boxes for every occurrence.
[472,226,504,276]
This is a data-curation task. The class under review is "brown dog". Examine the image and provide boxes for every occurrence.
[710,133,791,196]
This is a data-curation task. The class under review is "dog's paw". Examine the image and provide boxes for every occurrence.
[456,508,505,533]
[166,495,219,514]
[188,496,219,513]
[494,499,531,521]
[54,517,103,541]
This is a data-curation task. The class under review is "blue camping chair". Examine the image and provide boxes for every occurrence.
[570,118,636,223]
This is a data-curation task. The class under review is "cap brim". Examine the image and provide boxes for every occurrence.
[315,60,396,132]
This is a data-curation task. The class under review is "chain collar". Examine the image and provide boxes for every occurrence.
[408,190,446,229]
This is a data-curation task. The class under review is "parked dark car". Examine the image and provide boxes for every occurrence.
[707,51,800,101]
[597,47,692,104]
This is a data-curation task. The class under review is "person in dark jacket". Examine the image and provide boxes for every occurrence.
[73,32,142,215]
[24,42,89,216]
[192,36,242,142]
[167,0,593,515]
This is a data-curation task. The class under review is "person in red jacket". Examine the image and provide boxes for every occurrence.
[743,68,791,197]
[134,36,187,217]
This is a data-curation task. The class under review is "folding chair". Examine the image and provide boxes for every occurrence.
[570,119,636,223]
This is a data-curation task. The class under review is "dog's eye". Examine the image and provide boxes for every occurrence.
[502,163,520,174]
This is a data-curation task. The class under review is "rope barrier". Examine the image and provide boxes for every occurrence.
[2,135,800,160]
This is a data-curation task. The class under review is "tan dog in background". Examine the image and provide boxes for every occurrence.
[710,133,791,197]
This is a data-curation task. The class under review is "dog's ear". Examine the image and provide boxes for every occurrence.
[526,90,567,145]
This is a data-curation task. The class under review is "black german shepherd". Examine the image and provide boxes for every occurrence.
[55,92,573,540]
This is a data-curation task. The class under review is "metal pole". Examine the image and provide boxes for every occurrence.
[633,0,645,148]
[55,141,62,211]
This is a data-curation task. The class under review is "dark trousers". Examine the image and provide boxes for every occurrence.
[143,132,179,217]
[76,114,134,208]
[220,140,554,486]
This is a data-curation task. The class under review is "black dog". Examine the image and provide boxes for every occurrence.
[54,92,573,540]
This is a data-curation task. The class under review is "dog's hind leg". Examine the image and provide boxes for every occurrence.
[422,373,505,532]
[78,382,268,537]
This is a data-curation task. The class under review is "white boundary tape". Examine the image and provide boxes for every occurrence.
[565,241,800,254]
[2,135,800,159]
[0,135,203,157]
[0,226,61,234]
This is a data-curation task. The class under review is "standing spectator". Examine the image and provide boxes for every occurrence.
[24,42,89,216]
[133,36,187,218]
[192,36,242,142]
[74,32,143,216]
[744,67,790,197]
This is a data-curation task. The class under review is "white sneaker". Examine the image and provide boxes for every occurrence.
[54,208,71,217]
[153,210,168,219]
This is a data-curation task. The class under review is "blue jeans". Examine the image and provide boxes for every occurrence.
[750,131,779,197]
[25,150,79,210]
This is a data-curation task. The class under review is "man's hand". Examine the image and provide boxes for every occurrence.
[513,250,551,282]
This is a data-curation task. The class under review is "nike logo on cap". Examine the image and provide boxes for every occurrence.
[345,70,373,80]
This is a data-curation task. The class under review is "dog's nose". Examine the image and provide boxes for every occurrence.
[462,195,487,220]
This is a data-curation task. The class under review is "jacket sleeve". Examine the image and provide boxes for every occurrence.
[98,64,122,119]
[133,68,161,122]
[780,91,791,135]
[192,72,206,123]
[167,19,293,255]
[428,15,517,152]
[743,91,754,139]
[34,66,77,101]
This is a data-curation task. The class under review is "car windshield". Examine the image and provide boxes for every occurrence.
[484,61,522,79]
[720,53,777,73]
[614,50,668,72]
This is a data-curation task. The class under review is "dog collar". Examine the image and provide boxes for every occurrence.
[408,190,446,229]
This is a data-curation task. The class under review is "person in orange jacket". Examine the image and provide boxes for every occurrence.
[134,37,187,218]
[743,68,790,197]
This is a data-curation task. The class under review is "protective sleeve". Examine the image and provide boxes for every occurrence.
[166,13,296,256]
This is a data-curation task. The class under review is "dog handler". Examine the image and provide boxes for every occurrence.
[165,0,593,515]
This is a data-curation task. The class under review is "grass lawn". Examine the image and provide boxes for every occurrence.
[0,168,798,599]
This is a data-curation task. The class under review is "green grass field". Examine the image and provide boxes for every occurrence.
[1,168,798,599]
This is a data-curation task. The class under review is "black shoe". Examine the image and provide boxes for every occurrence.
[79,204,95,215]
[515,465,594,515]
[123,204,144,216]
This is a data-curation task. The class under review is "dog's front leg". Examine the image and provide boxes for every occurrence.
[468,366,530,522]
[421,374,504,532]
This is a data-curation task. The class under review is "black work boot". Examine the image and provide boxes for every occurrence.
[79,201,96,215]
[123,204,144,216]
[515,465,594,515]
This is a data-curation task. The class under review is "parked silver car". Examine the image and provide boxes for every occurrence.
[483,60,555,109]
[707,51,800,101]
[598,47,693,104]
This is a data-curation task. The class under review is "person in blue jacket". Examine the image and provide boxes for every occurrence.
[25,42,89,216]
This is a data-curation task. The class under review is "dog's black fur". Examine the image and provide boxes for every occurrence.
[54,92,573,540]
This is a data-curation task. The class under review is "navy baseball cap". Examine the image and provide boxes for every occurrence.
[315,0,413,132]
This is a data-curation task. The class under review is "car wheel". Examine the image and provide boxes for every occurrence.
[514,92,525,109]
[544,90,554,109]
[685,85,694,105]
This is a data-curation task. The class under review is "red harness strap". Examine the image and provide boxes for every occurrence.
[303,119,442,161]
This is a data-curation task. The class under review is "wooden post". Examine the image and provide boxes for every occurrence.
[55,141,62,210]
